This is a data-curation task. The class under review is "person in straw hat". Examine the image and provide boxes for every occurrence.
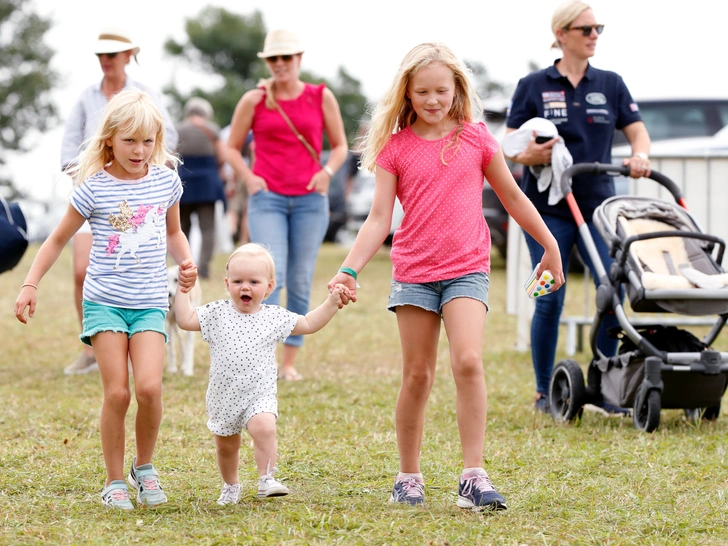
[224,29,348,382]
[60,27,178,376]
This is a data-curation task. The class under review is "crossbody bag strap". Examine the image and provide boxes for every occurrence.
[274,103,320,163]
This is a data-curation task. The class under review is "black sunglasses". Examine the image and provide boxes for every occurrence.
[265,55,293,62]
[567,24,604,36]
[96,52,118,59]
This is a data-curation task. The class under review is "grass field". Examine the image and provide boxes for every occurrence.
[2,243,728,545]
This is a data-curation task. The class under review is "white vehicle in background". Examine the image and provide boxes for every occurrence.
[345,168,404,245]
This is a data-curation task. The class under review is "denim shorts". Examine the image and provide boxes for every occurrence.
[80,299,168,346]
[387,272,490,315]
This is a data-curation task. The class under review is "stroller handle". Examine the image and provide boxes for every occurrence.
[560,163,685,205]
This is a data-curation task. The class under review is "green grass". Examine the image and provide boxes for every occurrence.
[2,243,728,545]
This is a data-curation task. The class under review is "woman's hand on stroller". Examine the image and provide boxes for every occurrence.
[623,155,651,178]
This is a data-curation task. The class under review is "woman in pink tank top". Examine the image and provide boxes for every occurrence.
[224,29,348,382]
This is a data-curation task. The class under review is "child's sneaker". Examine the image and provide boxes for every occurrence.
[127,457,168,507]
[457,470,507,511]
[101,480,134,511]
[217,482,242,505]
[388,475,425,505]
[257,468,289,498]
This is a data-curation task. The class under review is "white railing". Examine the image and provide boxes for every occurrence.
[506,153,728,354]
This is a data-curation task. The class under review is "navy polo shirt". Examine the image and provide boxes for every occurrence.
[507,60,642,221]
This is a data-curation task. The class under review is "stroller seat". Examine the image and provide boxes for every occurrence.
[594,195,728,315]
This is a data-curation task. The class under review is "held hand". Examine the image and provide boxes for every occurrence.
[623,156,651,178]
[14,287,37,324]
[178,260,198,293]
[306,170,331,195]
[327,273,358,304]
[329,283,351,309]
[520,130,557,166]
[245,174,269,195]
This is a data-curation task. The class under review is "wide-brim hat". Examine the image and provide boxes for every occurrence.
[94,27,140,57]
[257,29,304,58]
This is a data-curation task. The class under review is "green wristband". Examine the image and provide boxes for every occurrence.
[339,267,358,280]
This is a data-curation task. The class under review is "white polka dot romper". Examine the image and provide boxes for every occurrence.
[196,300,300,436]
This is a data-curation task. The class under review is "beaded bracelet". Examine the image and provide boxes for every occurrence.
[338,267,358,280]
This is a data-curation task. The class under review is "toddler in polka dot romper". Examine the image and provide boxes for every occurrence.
[174,242,350,505]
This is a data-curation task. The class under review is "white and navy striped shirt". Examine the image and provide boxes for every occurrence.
[70,165,183,310]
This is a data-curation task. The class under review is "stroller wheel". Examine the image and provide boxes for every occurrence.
[633,385,661,432]
[548,360,585,423]
[684,404,721,422]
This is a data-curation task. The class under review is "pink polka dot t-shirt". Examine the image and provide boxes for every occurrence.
[376,121,500,283]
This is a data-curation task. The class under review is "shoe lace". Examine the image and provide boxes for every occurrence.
[109,488,130,502]
[461,473,495,497]
[140,474,161,491]
[259,461,277,486]
[220,483,240,501]
[399,477,424,499]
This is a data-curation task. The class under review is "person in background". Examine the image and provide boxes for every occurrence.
[328,42,563,510]
[176,97,226,279]
[220,126,253,246]
[224,29,348,382]
[60,27,178,375]
[505,0,651,413]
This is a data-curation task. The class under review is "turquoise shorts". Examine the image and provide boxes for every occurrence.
[80,299,168,346]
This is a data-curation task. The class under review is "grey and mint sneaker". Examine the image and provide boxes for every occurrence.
[101,480,134,511]
[388,475,425,505]
[457,470,506,511]
[127,457,167,507]
[217,483,242,505]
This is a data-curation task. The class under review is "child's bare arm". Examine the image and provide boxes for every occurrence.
[174,281,201,332]
[291,284,347,335]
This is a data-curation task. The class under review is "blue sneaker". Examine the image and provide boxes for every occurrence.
[127,457,167,507]
[388,475,425,505]
[101,480,134,511]
[535,394,550,414]
[457,471,507,511]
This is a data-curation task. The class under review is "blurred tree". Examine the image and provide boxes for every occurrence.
[0,0,58,198]
[163,6,367,147]
[466,59,511,100]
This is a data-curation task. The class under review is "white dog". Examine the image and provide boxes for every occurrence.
[166,266,202,376]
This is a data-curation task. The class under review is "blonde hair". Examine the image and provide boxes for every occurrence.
[69,88,179,185]
[551,1,592,49]
[360,42,482,172]
[225,243,276,283]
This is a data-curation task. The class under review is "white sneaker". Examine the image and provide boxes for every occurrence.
[217,483,241,505]
[64,352,98,375]
[257,471,289,498]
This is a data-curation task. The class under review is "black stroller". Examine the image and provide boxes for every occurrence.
[547,163,728,432]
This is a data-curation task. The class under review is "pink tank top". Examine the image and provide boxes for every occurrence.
[252,83,325,195]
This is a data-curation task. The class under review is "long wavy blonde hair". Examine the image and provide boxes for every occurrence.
[68,88,179,185]
[360,42,482,172]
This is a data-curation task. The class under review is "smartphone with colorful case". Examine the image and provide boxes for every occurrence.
[525,263,556,299]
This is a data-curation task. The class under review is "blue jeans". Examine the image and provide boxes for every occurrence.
[523,213,619,395]
[247,190,329,347]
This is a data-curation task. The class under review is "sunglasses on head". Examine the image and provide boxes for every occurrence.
[96,52,118,59]
[265,55,293,62]
[567,24,604,36]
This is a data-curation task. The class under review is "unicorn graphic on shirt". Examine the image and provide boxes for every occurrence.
[107,200,165,269]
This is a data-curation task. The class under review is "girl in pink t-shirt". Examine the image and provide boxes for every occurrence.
[328,43,564,511]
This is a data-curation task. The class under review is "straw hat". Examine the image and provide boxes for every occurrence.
[257,29,304,58]
[94,27,140,57]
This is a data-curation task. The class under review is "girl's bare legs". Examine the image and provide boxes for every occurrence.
[215,434,242,484]
[394,306,440,473]
[246,413,278,475]
[72,234,95,360]
[441,298,487,468]
[128,331,166,466]
[94,331,132,484]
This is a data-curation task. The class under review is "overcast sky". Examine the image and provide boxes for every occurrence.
[6,0,727,199]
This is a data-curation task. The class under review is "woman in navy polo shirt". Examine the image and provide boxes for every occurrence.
[506,0,651,413]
